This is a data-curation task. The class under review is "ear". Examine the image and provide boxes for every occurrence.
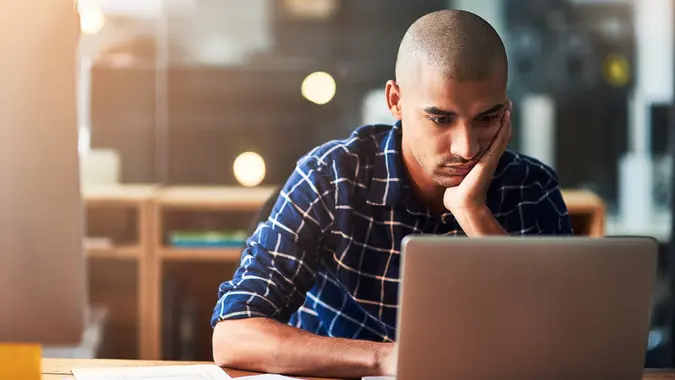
[385,80,403,120]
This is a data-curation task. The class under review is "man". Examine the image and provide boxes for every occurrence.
[211,9,572,378]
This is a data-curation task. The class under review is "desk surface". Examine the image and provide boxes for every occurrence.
[41,358,336,379]
[41,358,675,379]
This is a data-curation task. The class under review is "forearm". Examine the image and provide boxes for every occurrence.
[454,206,507,237]
[213,318,393,378]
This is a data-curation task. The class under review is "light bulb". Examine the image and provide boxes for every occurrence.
[301,71,336,105]
[233,152,266,187]
[80,8,105,35]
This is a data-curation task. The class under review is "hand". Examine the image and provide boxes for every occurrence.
[443,101,512,214]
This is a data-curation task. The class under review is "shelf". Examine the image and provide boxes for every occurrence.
[86,245,141,260]
[159,247,242,262]
[83,184,159,205]
[155,186,276,210]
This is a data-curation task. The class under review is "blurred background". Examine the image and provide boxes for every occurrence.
[66,0,675,369]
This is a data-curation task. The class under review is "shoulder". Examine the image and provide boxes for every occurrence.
[490,151,572,234]
[493,150,560,191]
[297,124,394,178]
[489,150,564,210]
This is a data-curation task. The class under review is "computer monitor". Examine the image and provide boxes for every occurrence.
[0,2,85,345]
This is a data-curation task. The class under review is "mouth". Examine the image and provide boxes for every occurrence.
[439,164,474,176]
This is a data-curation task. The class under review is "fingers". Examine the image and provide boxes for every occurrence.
[501,109,512,146]
[477,100,513,164]
[496,109,512,154]
[468,101,513,188]
[491,108,512,149]
[479,107,512,169]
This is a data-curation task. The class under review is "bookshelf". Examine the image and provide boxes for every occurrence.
[82,184,157,360]
[80,185,605,360]
[149,186,275,360]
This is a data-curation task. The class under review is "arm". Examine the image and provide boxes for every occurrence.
[211,158,395,377]
[453,206,508,236]
[213,318,395,378]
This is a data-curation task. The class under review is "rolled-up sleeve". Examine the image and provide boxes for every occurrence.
[211,157,335,327]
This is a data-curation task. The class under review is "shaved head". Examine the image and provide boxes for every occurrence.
[395,9,508,84]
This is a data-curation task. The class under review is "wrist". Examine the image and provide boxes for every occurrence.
[453,205,507,236]
[450,204,490,219]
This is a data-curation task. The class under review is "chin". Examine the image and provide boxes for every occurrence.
[434,175,464,188]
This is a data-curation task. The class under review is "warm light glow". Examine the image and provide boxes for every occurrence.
[284,0,339,20]
[301,71,336,105]
[80,8,105,35]
[233,152,266,187]
[602,54,630,87]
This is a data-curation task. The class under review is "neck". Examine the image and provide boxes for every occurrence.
[401,143,446,214]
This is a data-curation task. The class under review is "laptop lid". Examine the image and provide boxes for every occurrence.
[396,236,657,380]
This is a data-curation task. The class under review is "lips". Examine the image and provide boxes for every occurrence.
[440,164,474,175]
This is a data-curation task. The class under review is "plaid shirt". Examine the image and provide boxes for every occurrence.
[211,122,572,341]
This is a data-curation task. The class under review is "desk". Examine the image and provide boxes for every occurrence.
[40,358,675,379]
[41,358,336,380]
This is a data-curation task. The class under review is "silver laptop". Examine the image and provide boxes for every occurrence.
[395,236,657,380]
[0,1,85,345]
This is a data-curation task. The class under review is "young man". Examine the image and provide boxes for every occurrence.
[212,9,572,378]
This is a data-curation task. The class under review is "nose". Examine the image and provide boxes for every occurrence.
[449,121,480,160]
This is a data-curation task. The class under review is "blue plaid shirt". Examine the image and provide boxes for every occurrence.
[211,122,572,341]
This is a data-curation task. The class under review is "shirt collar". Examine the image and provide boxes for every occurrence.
[366,121,409,207]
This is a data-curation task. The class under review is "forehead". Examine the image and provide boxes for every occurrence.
[412,63,507,114]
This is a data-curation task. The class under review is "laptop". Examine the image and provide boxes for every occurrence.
[393,236,657,380]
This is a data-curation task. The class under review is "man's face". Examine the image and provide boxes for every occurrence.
[389,64,508,188]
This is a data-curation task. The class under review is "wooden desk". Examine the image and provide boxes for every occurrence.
[39,358,675,379]
[41,358,336,379]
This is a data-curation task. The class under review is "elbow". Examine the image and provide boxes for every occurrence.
[212,318,278,370]
[212,321,242,368]
[212,341,233,368]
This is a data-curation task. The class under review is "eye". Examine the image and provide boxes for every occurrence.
[427,115,454,125]
[477,113,501,124]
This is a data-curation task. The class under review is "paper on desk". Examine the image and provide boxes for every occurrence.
[71,364,232,380]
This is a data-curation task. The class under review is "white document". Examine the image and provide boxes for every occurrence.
[71,364,232,380]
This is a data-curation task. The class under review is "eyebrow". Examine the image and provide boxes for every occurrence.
[423,103,506,117]
[423,106,455,116]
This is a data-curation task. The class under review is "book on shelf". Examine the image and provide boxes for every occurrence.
[168,230,247,248]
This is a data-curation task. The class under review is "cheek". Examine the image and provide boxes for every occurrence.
[417,124,449,157]
[478,140,491,154]
[475,125,500,150]
[405,122,442,164]
[432,133,450,155]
